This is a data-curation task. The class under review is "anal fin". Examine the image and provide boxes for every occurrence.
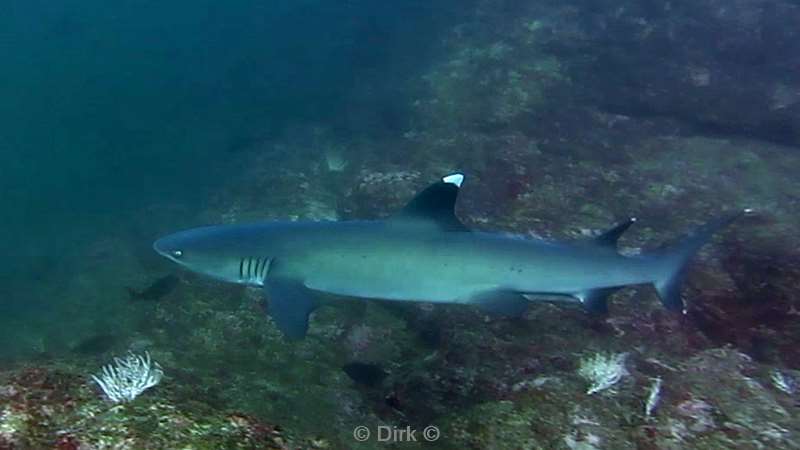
[577,287,620,314]
[470,289,529,317]
[263,279,318,340]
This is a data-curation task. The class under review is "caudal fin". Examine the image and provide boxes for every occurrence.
[652,209,751,312]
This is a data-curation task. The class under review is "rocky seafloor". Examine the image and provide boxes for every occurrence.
[3,0,800,448]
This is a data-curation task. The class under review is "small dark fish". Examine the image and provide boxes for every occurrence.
[126,274,180,301]
[342,362,387,387]
[72,334,119,355]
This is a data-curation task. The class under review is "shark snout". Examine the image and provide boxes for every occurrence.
[152,238,167,257]
[153,235,184,262]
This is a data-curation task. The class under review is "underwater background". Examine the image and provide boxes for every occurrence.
[1,0,799,448]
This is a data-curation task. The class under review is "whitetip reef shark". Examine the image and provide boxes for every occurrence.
[154,173,749,339]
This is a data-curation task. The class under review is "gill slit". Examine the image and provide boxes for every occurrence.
[240,256,272,284]
[254,256,263,280]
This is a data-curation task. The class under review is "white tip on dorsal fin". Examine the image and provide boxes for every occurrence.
[442,173,464,188]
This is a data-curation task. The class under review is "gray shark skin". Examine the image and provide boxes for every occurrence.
[154,174,749,339]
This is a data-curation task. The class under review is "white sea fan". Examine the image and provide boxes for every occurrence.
[770,369,797,395]
[91,351,164,403]
[578,352,629,395]
[645,377,663,417]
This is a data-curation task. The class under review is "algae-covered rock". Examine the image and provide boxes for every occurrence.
[412,20,568,132]
[0,365,297,449]
[640,348,800,449]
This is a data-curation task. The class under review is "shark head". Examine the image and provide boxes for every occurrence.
[153,226,248,284]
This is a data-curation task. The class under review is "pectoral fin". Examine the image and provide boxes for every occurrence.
[263,279,318,339]
[470,289,529,317]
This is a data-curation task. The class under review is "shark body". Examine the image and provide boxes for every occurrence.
[154,174,747,338]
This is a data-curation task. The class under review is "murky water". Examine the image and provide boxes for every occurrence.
[1,1,799,449]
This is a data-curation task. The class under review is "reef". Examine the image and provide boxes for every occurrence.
[4,0,800,449]
[0,364,297,449]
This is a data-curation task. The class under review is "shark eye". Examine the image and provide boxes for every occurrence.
[171,250,183,258]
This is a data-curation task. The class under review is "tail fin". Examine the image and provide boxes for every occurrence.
[652,209,750,312]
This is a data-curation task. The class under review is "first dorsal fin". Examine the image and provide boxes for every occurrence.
[595,217,637,249]
[392,173,469,232]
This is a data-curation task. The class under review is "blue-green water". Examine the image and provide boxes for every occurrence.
[0,0,465,349]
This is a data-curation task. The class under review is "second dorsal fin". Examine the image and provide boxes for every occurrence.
[392,173,469,232]
[594,217,637,249]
